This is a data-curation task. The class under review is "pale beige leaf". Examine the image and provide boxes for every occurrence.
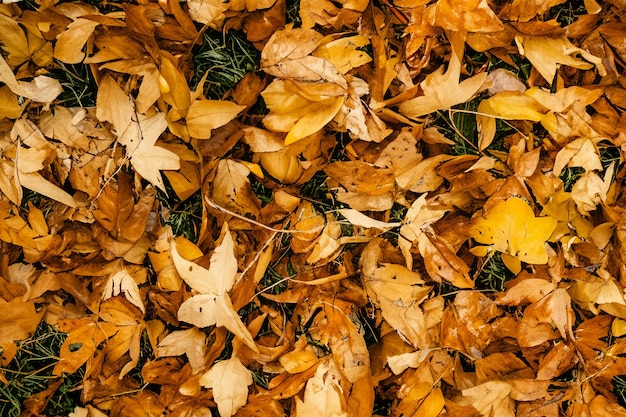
[19,172,77,208]
[186,0,230,27]
[129,113,180,191]
[0,55,62,103]
[553,138,602,177]
[155,328,207,373]
[171,223,237,295]
[186,99,245,139]
[338,209,401,229]
[102,269,145,313]
[200,357,252,417]
[294,358,348,417]
[458,381,515,417]
[178,293,258,352]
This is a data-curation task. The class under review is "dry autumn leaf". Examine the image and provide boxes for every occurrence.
[2,0,626,416]
[170,223,258,352]
[199,357,253,417]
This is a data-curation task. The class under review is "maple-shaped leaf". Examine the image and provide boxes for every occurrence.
[155,327,207,373]
[515,35,605,83]
[171,223,258,352]
[399,31,487,118]
[127,112,180,191]
[470,197,557,269]
[199,357,252,417]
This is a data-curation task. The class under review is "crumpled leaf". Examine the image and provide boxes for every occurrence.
[102,269,145,314]
[399,31,487,118]
[200,357,253,417]
[360,239,434,349]
[294,358,348,417]
[261,28,347,87]
[457,381,515,417]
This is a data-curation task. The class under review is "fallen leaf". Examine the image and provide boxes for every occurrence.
[171,224,258,352]
[515,34,605,82]
[294,358,348,417]
[200,357,253,417]
[399,31,488,118]
[470,197,558,266]
[457,381,515,417]
[185,99,245,139]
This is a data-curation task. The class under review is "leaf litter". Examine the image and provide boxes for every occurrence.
[0,0,625,416]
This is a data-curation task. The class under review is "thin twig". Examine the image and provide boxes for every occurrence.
[205,198,324,234]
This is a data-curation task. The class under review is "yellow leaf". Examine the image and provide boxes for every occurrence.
[200,357,252,417]
[279,350,319,374]
[515,35,605,82]
[430,0,503,32]
[0,13,29,66]
[399,31,487,118]
[261,79,345,145]
[313,34,372,74]
[470,197,557,265]
[186,99,245,139]
[159,56,191,118]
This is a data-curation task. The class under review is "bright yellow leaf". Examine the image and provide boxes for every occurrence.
[470,197,557,265]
